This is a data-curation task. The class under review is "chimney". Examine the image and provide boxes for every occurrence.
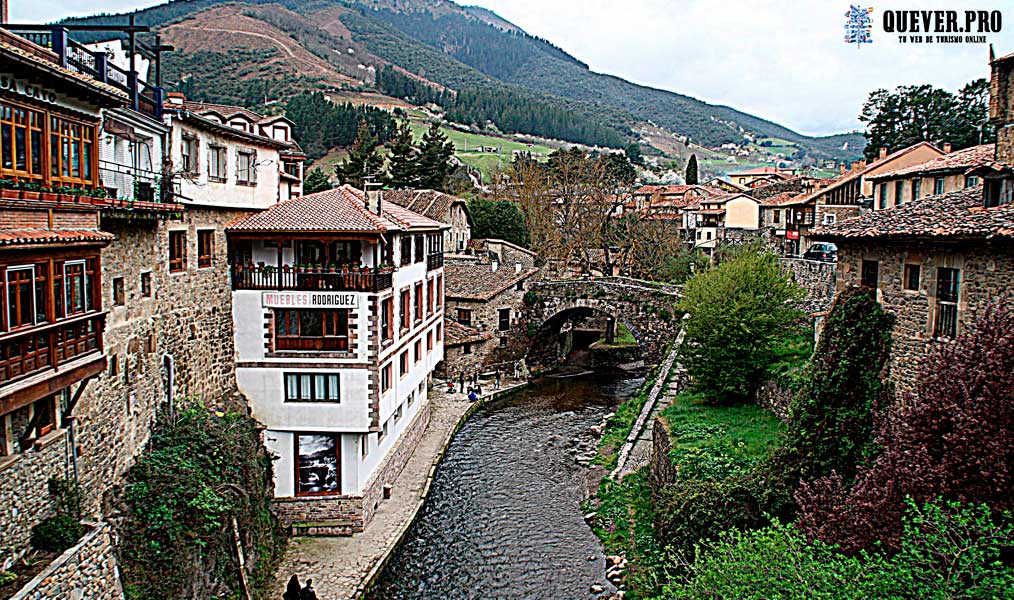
[166,92,185,105]
[363,180,382,215]
[879,147,888,159]
[491,261,499,273]
[943,142,953,153]
[515,261,522,274]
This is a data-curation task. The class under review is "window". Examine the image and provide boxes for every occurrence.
[414,283,423,321]
[436,323,442,341]
[516,280,525,291]
[361,433,369,460]
[0,101,44,181]
[436,275,443,307]
[295,434,339,496]
[462,343,471,355]
[407,391,415,406]
[49,115,96,187]
[237,150,256,185]
[772,209,781,224]
[427,331,433,352]
[965,175,979,188]
[380,420,389,442]
[400,289,411,330]
[823,214,836,225]
[903,264,921,292]
[498,308,511,331]
[394,404,403,423]
[113,277,125,306]
[414,339,422,363]
[400,236,412,266]
[382,298,394,342]
[894,180,904,207]
[64,261,93,315]
[427,279,434,314]
[499,336,508,348]
[400,351,409,376]
[284,373,340,402]
[381,363,392,392]
[197,230,214,268]
[181,135,198,175]
[169,231,187,273]
[911,178,921,201]
[860,259,879,289]
[414,234,425,263]
[140,271,152,298]
[209,145,226,181]
[6,266,35,329]
[457,308,472,327]
[275,309,349,351]
[878,182,888,209]
[934,177,945,195]
[935,267,960,338]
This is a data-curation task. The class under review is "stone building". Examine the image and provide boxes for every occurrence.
[867,143,992,210]
[384,189,472,253]
[441,245,539,379]
[227,186,446,534]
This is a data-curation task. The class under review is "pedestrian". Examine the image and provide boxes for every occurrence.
[495,369,501,389]
[300,579,318,600]
[468,388,479,402]
[446,379,455,394]
[283,575,301,600]
[458,372,465,393]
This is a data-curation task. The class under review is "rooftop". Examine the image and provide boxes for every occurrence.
[444,262,539,301]
[0,228,114,247]
[868,144,996,180]
[383,189,470,225]
[443,318,492,346]
[812,185,1014,241]
[226,186,445,234]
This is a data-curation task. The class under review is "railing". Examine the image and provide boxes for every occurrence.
[427,252,444,271]
[935,302,958,339]
[0,313,103,386]
[231,265,393,292]
[276,337,349,352]
[98,160,161,203]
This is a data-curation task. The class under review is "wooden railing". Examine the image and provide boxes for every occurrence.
[276,337,349,352]
[426,252,444,271]
[231,265,393,292]
[0,313,103,386]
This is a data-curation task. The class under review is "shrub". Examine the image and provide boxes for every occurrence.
[797,302,1014,553]
[677,251,803,404]
[666,500,1014,599]
[0,570,16,587]
[31,515,85,553]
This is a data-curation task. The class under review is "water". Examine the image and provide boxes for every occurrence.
[367,374,643,600]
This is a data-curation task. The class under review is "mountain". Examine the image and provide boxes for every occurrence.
[62,0,865,160]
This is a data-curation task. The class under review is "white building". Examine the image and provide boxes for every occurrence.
[227,185,447,533]
[163,93,305,209]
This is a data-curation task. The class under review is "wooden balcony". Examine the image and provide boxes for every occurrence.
[276,337,349,352]
[231,265,393,292]
[0,313,104,387]
[426,252,444,271]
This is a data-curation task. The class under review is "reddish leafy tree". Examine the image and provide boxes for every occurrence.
[796,302,1014,553]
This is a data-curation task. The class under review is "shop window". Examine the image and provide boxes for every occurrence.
[903,264,921,291]
[284,373,340,402]
[169,231,187,273]
[295,434,339,496]
[275,309,349,351]
[197,230,214,268]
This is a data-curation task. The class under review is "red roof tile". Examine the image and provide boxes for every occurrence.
[444,262,539,301]
[868,144,995,180]
[444,318,493,346]
[0,229,113,246]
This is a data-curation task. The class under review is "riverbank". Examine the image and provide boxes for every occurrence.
[272,379,527,599]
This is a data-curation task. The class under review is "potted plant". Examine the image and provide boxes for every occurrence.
[0,179,19,200]
[18,180,42,201]
[328,263,337,273]
[40,185,59,202]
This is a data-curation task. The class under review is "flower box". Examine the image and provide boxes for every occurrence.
[1,189,19,199]
[20,191,40,201]
[40,192,59,202]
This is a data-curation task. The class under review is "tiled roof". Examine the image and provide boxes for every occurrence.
[760,192,809,206]
[868,144,995,180]
[167,110,292,150]
[693,208,727,215]
[443,318,492,346]
[444,262,539,301]
[178,100,291,126]
[796,142,944,205]
[0,229,113,246]
[0,30,127,103]
[633,184,725,196]
[383,190,468,224]
[812,185,1014,241]
[226,185,442,233]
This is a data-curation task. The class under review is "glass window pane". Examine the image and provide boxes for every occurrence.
[328,375,339,400]
[300,375,311,400]
[314,375,326,400]
[286,374,298,400]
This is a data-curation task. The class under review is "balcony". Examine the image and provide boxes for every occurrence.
[0,313,104,387]
[276,337,349,352]
[231,265,393,292]
[427,252,444,271]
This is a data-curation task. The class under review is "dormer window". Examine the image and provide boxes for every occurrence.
[272,125,290,142]
[229,120,249,132]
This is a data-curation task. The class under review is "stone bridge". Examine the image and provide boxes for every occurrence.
[526,277,682,367]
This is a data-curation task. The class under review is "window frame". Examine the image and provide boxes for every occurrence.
[903,264,921,292]
[197,229,214,269]
[294,433,340,496]
[236,149,257,185]
[860,259,879,289]
[208,144,227,182]
[284,372,340,403]
[168,230,187,273]
[934,267,960,339]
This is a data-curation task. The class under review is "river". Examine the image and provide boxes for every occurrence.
[366,373,644,600]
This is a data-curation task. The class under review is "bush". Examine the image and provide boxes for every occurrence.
[0,570,16,587]
[31,515,85,553]
[666,500,1014,599]
[677,251,803,404]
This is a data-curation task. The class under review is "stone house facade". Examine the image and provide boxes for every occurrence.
[867,143,992,210]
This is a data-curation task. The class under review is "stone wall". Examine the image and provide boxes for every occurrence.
[834,240,1014,394]
[75,208,248,519]
[9,521,124,600]
[747,177,813,200]
[443,274,534,378]
[274,401,431,535]
[0,431,73,564]
[755,380,793,422]
[779,258,836,314]
[647,417,676,489]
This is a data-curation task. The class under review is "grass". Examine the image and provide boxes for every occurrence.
[592,361,668,470]
[407,120,557,182]
[612,323,638,346]
[766,328,814,383]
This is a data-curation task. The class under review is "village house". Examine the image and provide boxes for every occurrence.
[227,186,446,534]
[867,143,993,209]
[383,189,472,253]
[441,239,539,379]
[725,165,797,187]
[704,176,748,193]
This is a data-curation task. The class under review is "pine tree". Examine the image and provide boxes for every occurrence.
[416,122,456,191]
[334,120,386,190]
[303,167,333,194]
[387,121,420,189]
[685,153,699,185]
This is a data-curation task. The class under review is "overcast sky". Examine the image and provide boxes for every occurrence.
[13,0,1014,136]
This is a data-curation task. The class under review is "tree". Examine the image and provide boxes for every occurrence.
[415,122,456,191]
[334,120,386,189]
[797,302,1014,554]
[685,153,699,185]
[466,197,530,248]
[858,79,995,160]
[676,251,803,404]
[302,167,333,194]
[387,120,420,189]
[625,142,644,166]
[597,153,637,187]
